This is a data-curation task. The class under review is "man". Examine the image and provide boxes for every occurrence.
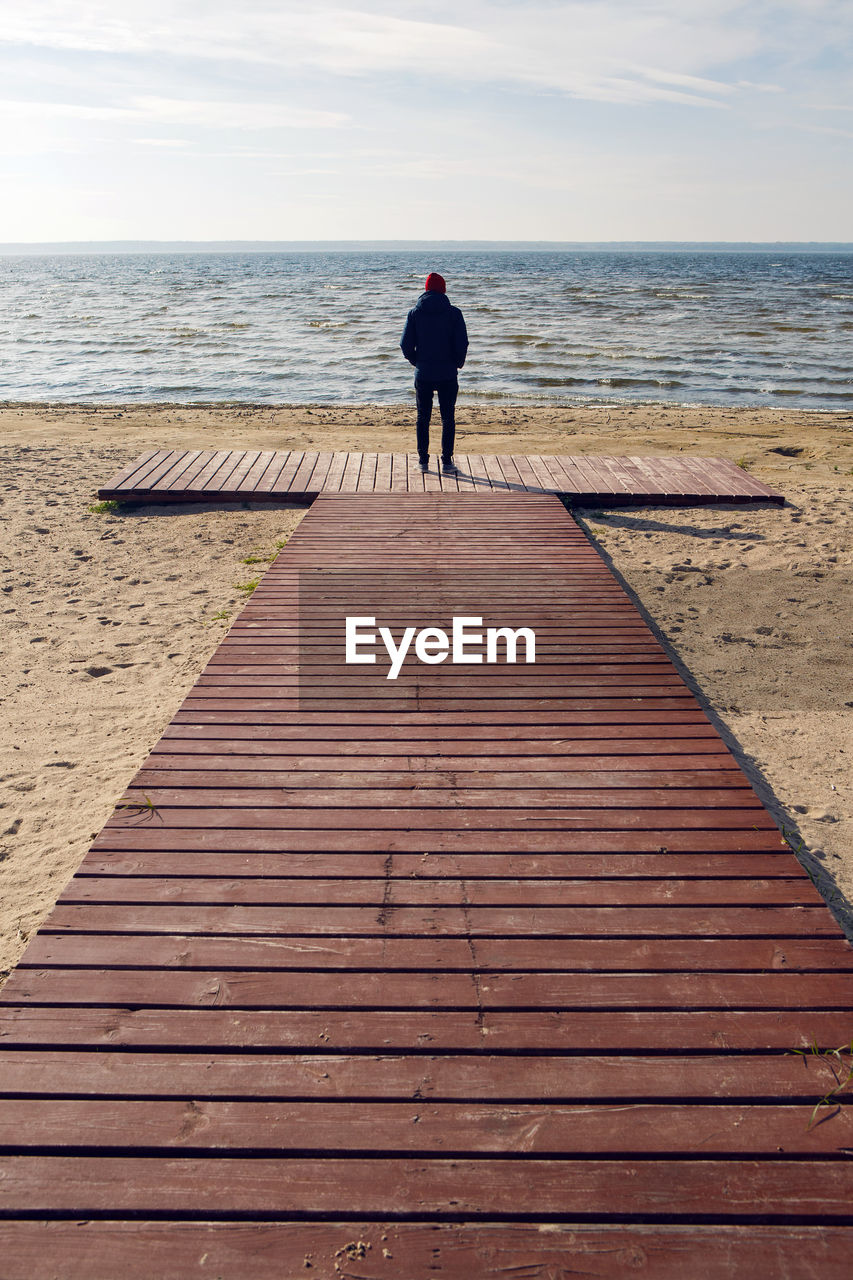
[400,272,468,472]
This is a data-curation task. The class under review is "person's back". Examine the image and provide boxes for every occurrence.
[400,273,468,471]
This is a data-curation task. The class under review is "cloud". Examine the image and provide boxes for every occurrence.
[796,122,853,139]
[0,98,131,121]
[134,137,191,147]
[0,96,347,131]
[131,97,347,130]
[0,1,779,109]
[737,79,784,92]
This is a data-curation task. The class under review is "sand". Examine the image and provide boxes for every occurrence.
[1,400,851,980]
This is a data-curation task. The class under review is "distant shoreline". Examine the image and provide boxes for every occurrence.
[2,240,853,256]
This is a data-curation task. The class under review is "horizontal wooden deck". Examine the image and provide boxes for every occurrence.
[98,447,784,505]
[1,492,849,1277]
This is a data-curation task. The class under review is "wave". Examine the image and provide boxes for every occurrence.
[2,249,851,408]
[769,324,821,333]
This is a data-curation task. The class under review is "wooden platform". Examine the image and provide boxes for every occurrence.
[98,447,784,505]
[2,493,850,1277]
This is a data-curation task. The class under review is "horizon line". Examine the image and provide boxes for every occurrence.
[2,238,853,255]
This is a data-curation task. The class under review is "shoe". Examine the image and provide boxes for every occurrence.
[418,455,429,471]
[441,458,457,473]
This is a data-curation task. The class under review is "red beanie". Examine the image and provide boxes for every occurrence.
[425,272,446,293]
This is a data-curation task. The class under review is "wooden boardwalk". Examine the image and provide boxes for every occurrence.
[98,447,784,505]
[2,492,851,1277]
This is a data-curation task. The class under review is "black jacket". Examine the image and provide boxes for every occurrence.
[400,291,468,381]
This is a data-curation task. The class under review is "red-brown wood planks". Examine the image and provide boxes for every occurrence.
[2,1223,853,1280]
[97,448,784,505]
[3,1097,852,1157]
[2,1006,850,1052]
[3,1155,853,1219]
[0,489,848,1277]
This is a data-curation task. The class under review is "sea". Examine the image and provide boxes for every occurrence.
[1,248,851,409]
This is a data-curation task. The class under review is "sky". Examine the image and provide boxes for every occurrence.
[1,0,852,243]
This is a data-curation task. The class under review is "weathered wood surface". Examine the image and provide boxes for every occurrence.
[98,448,784,505]
[0,491,849,1278]
[1,1223,852,1280]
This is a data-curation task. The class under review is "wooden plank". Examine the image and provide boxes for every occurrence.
[94,447,159,493]
[537,454,582,494]
[118,780,764,806]
[233,449,277,494]
[158,448,219,494]
[123,448,193,493]
[2,1007,848,1052]
[205,450,253,493]
[437,463,461,492]
[6,968,851,1007]
[98,451,785,504]
[0,1051,850,1099]
[38,899,834,937]
[269,450,308,494]
[453,454,478,491]
[2,1155,853,1217]
[489,454,523,492]
[179,449,235,493]
[168,708,717,728]
[1,1222,850,1280]
[319,450,348,492]
[2,1098,851,1156]
[422,459,443,493]
[177,698,706,715]
[89,826,792,854]
[158,722,724,743]
[250,449,292,495]
[145,750,738,770]
[406,453,426,492]
[5,485,845,1267]
[97,804,780,831]
[389,451,409,493]
[481,455,512,491]
[677,455,740,500]
[76,850,803,878]
[653,454,718,500]
[281,450,321,494]
[549,455,592,493]
[112,448,179,493]
[356,452,378,493]
[625,454,671,498]
[21,934,850,973]
[464,454,491,490]
[708,456,783,501]
[577,454,630,498]
[146,449,207,493]
[374,452,392,492]
[563,454,614,499]
[597,454,644,497]
[300,450,334,493]
[501,454,536,491]
[338,452,363,492]
[52,875,827,908]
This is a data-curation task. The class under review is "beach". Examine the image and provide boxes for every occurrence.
[1,399,851,980]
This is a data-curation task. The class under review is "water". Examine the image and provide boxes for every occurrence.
[0,249,851,408]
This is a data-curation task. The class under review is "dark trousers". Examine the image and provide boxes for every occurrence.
[415,376,458,461]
